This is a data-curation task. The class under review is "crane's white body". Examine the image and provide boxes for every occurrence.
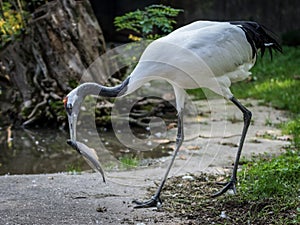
[65,20,281,207]
[125,21,255,103]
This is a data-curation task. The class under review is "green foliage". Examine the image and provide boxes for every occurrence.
[68,79,79,89]
[281,116,300,148]
[119,155,139,169]
[237,150,300,223]
[65,162,83,174]
[0,1,27,47]
[239,150,300,200]
[0,0,48,48]
[48,99,65,118]
[114,4,183,41]
[187,88,206,100]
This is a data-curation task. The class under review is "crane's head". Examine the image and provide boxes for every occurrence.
[63,86,106,182]
[63,88,81,142]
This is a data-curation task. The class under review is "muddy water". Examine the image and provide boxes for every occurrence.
[0,127,170,175]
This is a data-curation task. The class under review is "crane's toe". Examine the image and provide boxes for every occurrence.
[132,196,162,209]
[211,179,237,198]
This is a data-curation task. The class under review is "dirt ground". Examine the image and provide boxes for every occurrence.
[0,99,291,225]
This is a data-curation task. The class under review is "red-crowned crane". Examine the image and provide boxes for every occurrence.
[64,20,282,208]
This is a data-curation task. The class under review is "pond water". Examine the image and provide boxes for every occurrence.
[0,127,171,175]
[0,82,204,175]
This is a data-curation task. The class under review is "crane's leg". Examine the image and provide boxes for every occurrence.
[133,110,184,208]
[212,96,252,197]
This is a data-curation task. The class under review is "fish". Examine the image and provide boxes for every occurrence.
[67,140,106,182]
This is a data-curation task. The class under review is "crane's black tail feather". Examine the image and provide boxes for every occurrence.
[230,21,282,59]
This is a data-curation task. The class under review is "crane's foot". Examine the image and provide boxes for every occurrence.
[211,179,237,198]
[132,195,162,209]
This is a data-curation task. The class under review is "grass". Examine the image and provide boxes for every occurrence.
[238,150,300,222]
[281,115,300,148]
[240,151,300,200]
[65,162,83,174]
[176,46,300,224]
[118,155,139,169]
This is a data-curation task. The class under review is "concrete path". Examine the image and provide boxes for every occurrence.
[0,99,290,225]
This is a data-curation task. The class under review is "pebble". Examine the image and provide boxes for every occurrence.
[220,211,227,219]
[182,175,194,180]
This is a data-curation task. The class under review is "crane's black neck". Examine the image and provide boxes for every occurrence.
[77,77,130,98]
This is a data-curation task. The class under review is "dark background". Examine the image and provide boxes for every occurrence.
[89,0,300,44]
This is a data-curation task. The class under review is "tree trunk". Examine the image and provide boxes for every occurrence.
[0,0,107,128]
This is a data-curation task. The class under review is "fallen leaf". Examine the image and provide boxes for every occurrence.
[187,145,201,150]
[179,155,187,160]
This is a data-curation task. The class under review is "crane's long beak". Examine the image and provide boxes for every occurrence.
[63,97,105,182]
[64,97,77,142]
[67,140,106,183]
[67,113,77,142]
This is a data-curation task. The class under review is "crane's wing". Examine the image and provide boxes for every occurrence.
[230,21,282,58]
[67,140,106,182]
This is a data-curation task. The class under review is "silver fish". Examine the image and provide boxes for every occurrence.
[67,140,105,182]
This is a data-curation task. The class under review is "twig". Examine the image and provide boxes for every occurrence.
[27,94,48,119]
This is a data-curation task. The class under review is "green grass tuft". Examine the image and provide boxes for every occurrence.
[281,116,300,148]
[239,150,300,200]
[119,155,139,169]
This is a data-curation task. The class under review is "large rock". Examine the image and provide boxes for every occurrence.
[0,0,107,127]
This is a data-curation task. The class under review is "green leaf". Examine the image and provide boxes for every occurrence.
[114,4,183,41]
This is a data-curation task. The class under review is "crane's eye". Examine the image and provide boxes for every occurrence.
[66,104,72,115]
[63,97,73,115]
